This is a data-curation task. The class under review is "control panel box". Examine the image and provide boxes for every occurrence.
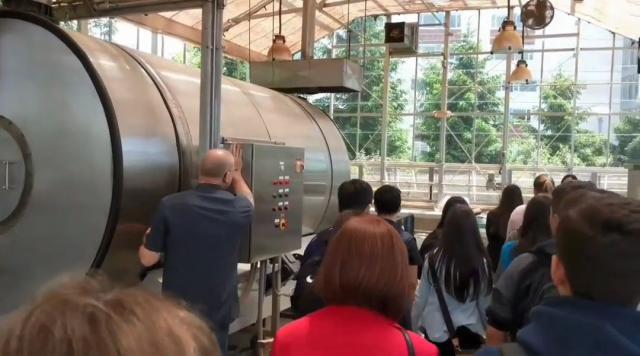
[234,142,304,263]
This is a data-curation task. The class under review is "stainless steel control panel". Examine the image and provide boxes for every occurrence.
[235,142,305,262]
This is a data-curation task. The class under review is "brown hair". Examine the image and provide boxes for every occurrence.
[0,277,219,356]
[557,190,640,307]
[315,215,412,321]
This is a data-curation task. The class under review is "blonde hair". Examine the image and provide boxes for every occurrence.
[0,277,219,356]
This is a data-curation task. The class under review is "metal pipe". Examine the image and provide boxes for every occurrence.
[270,256,282,333]
[438,11,451,199]
[199,0,224,154]
[380,46,391,184]
[52,0,203,19]
[256,259,268,356]
[607,33,616,166]
[570,20,581,172]
[301,0,316,59]
[503,54,512,186]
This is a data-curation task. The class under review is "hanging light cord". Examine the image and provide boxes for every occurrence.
[521,14,525,60]
[346,0,351,59]
[278,0,283,35]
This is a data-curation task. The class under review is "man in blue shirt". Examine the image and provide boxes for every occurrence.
[139,145,254,355]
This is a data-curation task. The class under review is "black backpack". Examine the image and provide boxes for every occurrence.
[512,249,556,331]
[290,229,334,317]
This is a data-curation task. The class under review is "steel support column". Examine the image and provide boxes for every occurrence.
[570,20,581,172]
[503,54,512,186]
[200,0,225,156]
[438,12,451,199]
[301,0,316,59]
[380,46,391,184]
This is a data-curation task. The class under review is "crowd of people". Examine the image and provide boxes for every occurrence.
[1,146,639,356]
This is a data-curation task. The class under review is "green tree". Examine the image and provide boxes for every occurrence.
[311,17,410,160]
[539,73,609,166]
[417,34,503,163]
[90,18,116,41]
[613,114,640,164]
[172,46,249,81]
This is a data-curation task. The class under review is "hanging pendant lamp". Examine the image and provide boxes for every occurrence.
[267,0,292,61]
[491,0,523,54]
[510,14,533,83]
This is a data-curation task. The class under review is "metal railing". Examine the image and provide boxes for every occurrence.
[352,161,628,204]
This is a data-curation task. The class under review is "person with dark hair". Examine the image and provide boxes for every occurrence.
[549,180,597,236]
[413,205,493,356]
[273,216,439,356]
[374,185,423,279]
[0,277,220,356]
[497,195,552,273]
[419,196,469,259]
[337,178,374,212]
[485,195,554,345]
[291,179,373,317]
[477,191,640,355]
[560,173,578,184]
[505,174,555,243]
[486,185,524,271]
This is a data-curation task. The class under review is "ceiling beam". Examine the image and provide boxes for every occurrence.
[223,0,274,31]
[52,0,203,19]
[122,13,268,61]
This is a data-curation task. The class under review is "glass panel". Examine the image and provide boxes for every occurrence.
[414,115,441,162]
[574,115,610,167]
[612,114,640,166]
[580,21,614,48]
[578,50,613,84]
[111,20,138,49]
[391,58,416,114]
[387,115,414,160]
[509,114,541,165]
[138,27,152,53]
[416,57,442,113]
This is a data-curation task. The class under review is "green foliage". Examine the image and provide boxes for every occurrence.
[312,17,409,160]
[417,34,503,164]
[90,18,116,41]
[59,21,78,32]
[613,114,640,164]
[172,46,249,81]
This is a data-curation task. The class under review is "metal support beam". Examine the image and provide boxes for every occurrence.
[123,14,267,61]
[150,30,159,56]
[78,19,89,34]
[380,46,391,184]
[52,0,203,20]
[569,20,581,172]
[503,53,512,186]
[301,0,317,59]
[223,0,274,31]
[438,12,451,200]
[200,0,225,156]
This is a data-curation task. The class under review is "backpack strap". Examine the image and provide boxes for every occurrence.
[398,327,416,356]
[500,343,528,356]
[428,255,456,339]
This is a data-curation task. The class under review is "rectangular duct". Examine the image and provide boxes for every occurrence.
[250,59,363,94]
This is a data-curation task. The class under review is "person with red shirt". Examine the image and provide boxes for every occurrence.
[272,215,438,356]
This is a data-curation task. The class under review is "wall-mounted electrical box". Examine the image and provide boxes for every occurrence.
[231,142,305,262]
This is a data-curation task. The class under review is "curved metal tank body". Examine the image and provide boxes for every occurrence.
[0,11,349,315]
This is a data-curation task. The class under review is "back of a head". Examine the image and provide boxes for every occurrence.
[551,180,597,214]
[517,194,552,255]
[316,215,411,321]
[556,191,640,308]
[561,174,578,184]
[437,196,469,229]
[533,174,555,195]
[0,278,219,356]
[199,149,234,180]
[437,205,491,302]
[498,184,524,214]
[337,179,373,213]
[374,185,401,216]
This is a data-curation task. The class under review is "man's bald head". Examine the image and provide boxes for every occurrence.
[199,149,235,180]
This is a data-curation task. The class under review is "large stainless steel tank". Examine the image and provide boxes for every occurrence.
[0,10,349,315]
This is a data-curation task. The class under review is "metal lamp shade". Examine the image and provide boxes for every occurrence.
[510,59,533,83]
[491,20,524,54]
[267,35,293,61]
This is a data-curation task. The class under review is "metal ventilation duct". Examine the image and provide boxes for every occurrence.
[250,58,363,94]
